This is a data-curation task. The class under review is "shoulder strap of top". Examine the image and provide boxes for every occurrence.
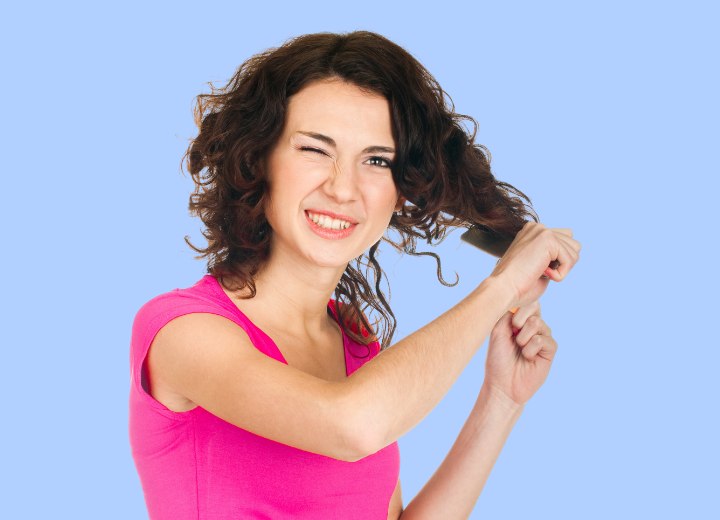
[327,299,382,375]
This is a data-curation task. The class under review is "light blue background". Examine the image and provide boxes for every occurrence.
[2,1,718,518]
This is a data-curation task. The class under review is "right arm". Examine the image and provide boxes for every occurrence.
[148,223,580,461]
[343,277,512,454]
[352,223,580,454]
[148,278,509,462]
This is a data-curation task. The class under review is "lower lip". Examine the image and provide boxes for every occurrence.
[305,211,357,240]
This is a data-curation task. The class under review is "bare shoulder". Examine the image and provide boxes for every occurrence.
[150,313,254,368]
[146,313,255,412]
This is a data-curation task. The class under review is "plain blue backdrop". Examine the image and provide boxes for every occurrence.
[2,1,718,518]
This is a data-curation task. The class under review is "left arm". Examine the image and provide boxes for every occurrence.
[390,302,556,519]
[389,386,522,520]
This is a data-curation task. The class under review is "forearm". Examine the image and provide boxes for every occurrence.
[343,277,514,453]
[400,385,524,519]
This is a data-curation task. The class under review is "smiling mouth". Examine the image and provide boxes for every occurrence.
[305,211,354,230]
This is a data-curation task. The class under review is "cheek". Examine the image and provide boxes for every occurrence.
[262,197,281,231]
[367,181,399,213]
[281,164,330,196]
[268,166,315,202]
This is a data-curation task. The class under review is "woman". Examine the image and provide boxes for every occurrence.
[129,31,580,519]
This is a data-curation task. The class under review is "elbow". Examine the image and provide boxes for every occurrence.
[334,391,388,462]
[321,419,366,462]
[339,428,380,463]
[325,413,376,462]
[337,434,382,463]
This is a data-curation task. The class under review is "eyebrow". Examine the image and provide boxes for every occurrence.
[296,131,395,154]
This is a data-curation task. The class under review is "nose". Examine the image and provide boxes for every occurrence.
[322,157,358,203]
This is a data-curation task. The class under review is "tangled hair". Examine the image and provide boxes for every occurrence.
[183,30,537,353]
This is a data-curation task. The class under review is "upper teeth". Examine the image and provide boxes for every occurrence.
[308,212,352,230]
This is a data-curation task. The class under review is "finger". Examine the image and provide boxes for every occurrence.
[495,310,515,336]
[515,315,548,347]
[511,301,541,331]
[557,232,581,256]
[546,235,581,281]
[522,334,558,361]
[529,228,578,282]
[547,232,580,259]
[521,335,544,359]
[551,228,574,238]
[538,335,558,361]
[548,236,581,280]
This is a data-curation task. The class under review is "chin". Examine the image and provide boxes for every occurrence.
[307,254,352,269]
[303,245,363,269]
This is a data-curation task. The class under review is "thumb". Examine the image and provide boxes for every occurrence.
[493,311,515,339]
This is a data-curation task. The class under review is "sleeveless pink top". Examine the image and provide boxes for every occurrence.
[129,275,400,519]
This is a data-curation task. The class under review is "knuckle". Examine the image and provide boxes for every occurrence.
[541,228,554,240]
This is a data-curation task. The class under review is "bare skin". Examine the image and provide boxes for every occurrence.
[147,77,581,518]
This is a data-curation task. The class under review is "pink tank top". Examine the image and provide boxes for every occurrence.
[129,275,400,519]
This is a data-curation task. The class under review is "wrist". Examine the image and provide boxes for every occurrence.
[478,383,525,417]
[475,274,517,318]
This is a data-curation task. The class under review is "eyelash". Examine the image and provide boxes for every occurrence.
[298,147,393,169]
[367,156,393,169]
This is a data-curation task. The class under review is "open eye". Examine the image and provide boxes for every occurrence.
[366,156,393,169]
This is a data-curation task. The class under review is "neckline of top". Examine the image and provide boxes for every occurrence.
[201,274,350,377]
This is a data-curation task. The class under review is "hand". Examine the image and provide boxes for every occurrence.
[483,301,557,407]
[490,222,581,309]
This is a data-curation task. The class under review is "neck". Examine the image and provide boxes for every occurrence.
[226,242,347,338]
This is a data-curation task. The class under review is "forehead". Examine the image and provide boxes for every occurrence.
[284,79,394,144]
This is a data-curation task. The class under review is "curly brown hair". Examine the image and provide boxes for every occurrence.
[183,30,537,354]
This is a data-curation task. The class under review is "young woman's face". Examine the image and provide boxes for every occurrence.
[263,78,401,268]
